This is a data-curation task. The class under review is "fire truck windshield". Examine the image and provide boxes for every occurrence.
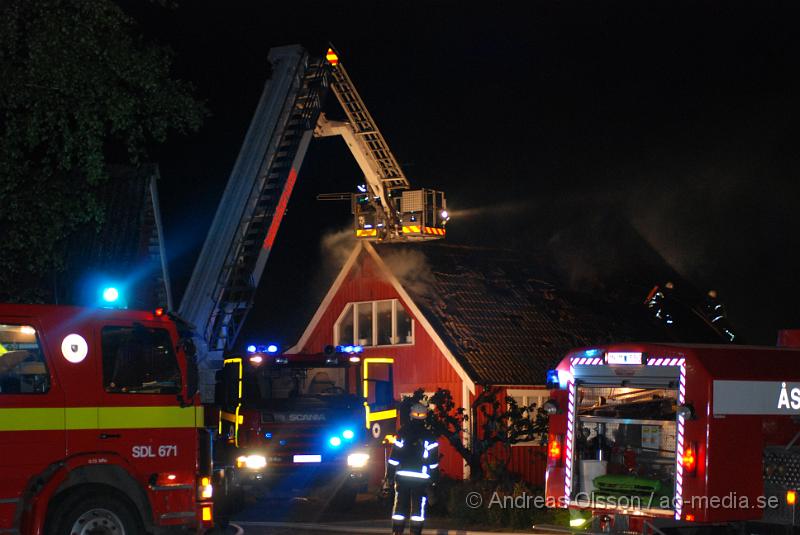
[246,364,360,407]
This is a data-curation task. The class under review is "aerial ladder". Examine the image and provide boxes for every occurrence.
[178,45,448,399]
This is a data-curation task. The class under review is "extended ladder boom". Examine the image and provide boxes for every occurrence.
[179,45,327,397]
[180,46,446,400]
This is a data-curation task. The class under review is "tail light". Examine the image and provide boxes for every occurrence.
[681,442,697,475]
[548,435,564,467]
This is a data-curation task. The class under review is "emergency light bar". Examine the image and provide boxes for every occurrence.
[336,345,364,354]
[605,351,645,365]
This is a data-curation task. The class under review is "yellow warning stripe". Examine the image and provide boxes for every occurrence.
[356,229,377,237]
[0,406,204,432]
[401,226,445,236]
[367,408,397,424]
[423,227,446,236]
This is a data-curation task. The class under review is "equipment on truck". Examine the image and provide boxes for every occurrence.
[544,343,800,534]
[214,347,396,508]
[178,45,447,401]
[0,303,213,534]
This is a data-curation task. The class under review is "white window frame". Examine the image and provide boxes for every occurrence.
[506,388,551,447]
[333,298,415,347]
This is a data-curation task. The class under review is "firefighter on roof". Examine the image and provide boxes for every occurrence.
[384,402,439,535]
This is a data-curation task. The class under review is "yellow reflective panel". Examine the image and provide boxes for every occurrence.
[0,407,64,431]
[97,406,199,429]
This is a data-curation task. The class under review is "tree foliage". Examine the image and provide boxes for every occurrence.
[402,386,549,481]
[0,0,205,301]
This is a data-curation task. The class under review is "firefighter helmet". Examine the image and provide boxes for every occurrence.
[409,402,428,420]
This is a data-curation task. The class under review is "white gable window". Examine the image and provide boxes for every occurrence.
[507,388,551,447]
[335,299,414,347]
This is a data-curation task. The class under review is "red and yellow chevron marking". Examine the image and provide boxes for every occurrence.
[356,229,377,237]
[326,48,339,66]
[424,227,446,236]
[401,225,446,237]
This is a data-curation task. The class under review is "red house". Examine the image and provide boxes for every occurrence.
[287,241,725,483]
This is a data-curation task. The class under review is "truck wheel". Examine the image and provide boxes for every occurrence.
[48,493,140,535]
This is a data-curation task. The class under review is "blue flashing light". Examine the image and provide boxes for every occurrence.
[265,432,273,439]
[357,184,367,193]
[247,345,257,353]
[584,348,601,358]
[336,345,364,354]
[329,436,342,447]
[342,429,355,440]
[279,439,287,446]
[266,344,279,354]
[546,369,559,389]
[102,287,120,303]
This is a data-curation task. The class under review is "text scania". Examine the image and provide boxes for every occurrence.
[132,445,178,458]
[778,382,800,410]
[288,414,326,422]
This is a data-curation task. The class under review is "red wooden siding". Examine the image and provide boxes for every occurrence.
[469,386,547,486]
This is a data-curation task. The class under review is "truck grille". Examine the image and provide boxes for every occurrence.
[763,446,800,487]
[762,447,800,526]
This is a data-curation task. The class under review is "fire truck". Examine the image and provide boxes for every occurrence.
[0,303,214,535]
[543,340,800,534]
[214,346,395,508]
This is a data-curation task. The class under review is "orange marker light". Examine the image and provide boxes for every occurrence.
[685,514,695,521]
[326,48,339,66]
[202,506,212,522]
[154,307,165,317]
[682,445,697,473]
[788,490,797,506]
[548,438,562,462]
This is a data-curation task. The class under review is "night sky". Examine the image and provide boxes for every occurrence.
[129,1,800,348]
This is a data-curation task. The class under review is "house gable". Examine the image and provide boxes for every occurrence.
[287,243,476,395]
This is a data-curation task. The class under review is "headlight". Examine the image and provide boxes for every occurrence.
[236,454,267,470]
[347,452,370,468]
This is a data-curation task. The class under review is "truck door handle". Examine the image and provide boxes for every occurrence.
[99,433,121,440]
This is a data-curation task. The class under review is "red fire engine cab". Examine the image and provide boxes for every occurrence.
[544,343,800,534]
[0,304,214,534]
[215,347,395,507]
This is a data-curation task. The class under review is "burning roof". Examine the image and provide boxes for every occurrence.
[374,241,728,385]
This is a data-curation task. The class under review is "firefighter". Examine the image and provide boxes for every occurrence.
[384,402,439,535]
